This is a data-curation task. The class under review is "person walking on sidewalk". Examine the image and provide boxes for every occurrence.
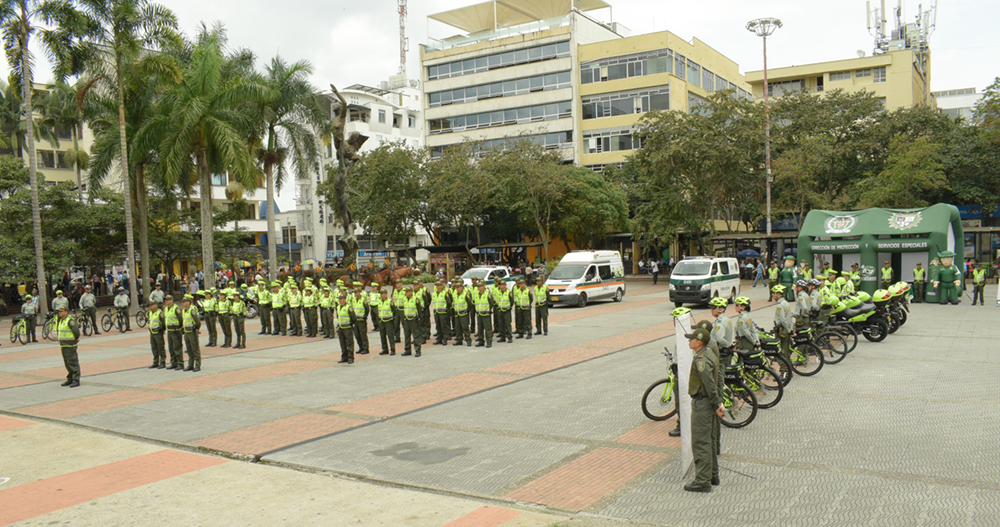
[147,300,166,368]
[651,259,660,285]
[56,305,81,387]
[753,259,765,288]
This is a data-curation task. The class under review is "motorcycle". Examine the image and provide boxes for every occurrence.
[832,291,889,343]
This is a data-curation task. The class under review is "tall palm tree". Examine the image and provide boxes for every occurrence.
[254,56,327,282]
[155,27,271,290]
[77,0,178,309]
[0,0,91,313]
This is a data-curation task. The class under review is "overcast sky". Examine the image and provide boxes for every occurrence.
[6,0,998,211]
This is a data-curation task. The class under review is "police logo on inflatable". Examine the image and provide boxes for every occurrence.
[825,215,857,234]
[888,212,922,231]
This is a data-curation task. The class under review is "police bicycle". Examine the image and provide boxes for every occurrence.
[9,315,29,345]
[101,308,128,333]
[71,309,93,337]
[135,304,149,328]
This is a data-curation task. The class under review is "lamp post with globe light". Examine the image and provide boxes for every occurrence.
[746,17,782,237]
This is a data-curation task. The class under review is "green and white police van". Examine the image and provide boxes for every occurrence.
[668,256,740,307]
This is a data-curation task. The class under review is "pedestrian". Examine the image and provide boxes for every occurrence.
[231,292,247,349]
[218,291,233,348]
[752,259,765,288]
[181,295,202,371]
[56,305,82,387]
[351,282,370,354]
[651,259,659,284]
[972,263,986,306]
[513,278,532,339]
[533,274,549,336]
[450,279,472,346]
[400,285,422,357]
[79,285,100,336]
[336,294,355,364]
[376,288,396,355]
[682,327,724,493]
[912,262,926,303]
[493,280,514,343]
[21,294,38,343]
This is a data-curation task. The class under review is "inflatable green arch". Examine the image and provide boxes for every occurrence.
[796,204,965,301]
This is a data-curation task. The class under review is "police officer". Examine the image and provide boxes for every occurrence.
[376,288,396,355]
[779,256,797,301]
[881,261,894,290]
[287,284,302,336]
[451,279,472,346]
[683,327,724,493]
[733,297,760,350]
[218,291,233,348]
[351,283,370,354]
[414,280,432,344]
[513,278,532,339]
[391,281,405,343]
[472,281,494,348]
[912,262,926,303]
[149,282,165,305]
[400,285,423,357]
[163,295,184,369]
[79,285,100,335]
[772,285,795,364]
[767,262,780,301]
[113,287,131,331]
[147,300,166,368]
[20,294,37,343]
[52,289,70,313]
[533,274,549,336]
[202,289,217,347]
[432,280,452,345]
[302,287,318,337]
[493,280,514,343]
[336,294,356,364]
[231,291,247,349]
[257,281,272,335]
[319,287,335,339]
[270,281,286,335]
[56,305,81,387]
[181,295,201,371]
[794,280,812,324]
[368,280,382,331]
[972,263,986,306]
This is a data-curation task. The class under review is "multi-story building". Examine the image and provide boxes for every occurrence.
[933,87,983,121]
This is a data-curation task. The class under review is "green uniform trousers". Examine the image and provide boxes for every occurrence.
[781,282,794,301]
[420,308,431,342]
[913,282,925,303]
[183,331,200,368]
[272,306,286,335]
[303,307,317,337]
[338,325,354,362]
[973,283,985,305]
[469,309,476,335]
[453,312,471,345]
[434,311,451,343]
[938,283,959,305]
[167,329,183,367]
[691,397,717,486]
[881,279,892,290]
[149,331,166,366]
[289,307,302,336]
[378,319,396,353]
[321,307,335,338]
[392,309,402,343]
[117,307,130,330]
[403,317,421,354]
[258,304,271,334]
[496,309,512,341]
[60,345,80,382]
[534,304,548,334]
[353,318,369,352]
[25,315,36,341]
[476,313,492,345]
[515,308,531,337]
[85,307,99,334]
[234,315,245,347]
[219,314,232,346]
[204,312,217,345]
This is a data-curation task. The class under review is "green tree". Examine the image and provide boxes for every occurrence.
[771,136,834,228]
[425,143,492,251]
[551,167,628,251]
[0,0,91,313]
[349,142,426,255]
[77,0,179,309]
[942,124,1000,220]
[39,80,92,200]
[855,134,947,208]
[973,77,1000,135]
[146,194,201,295]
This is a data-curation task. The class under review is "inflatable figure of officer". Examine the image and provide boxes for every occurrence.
[931,251,962,305]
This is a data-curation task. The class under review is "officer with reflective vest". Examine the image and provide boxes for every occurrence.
[202,289,218,347]
[472,281,494,348]
[319,287,335,339]
[401,285,423,357]
[450,279,472,346]
[302,288,318,337]
[257,281,272,335]
[432,280,452,345]
[533,274,549,336]
[351,282,370,354]
[270,282,286,335]
[181,295,202,371]
[376,288,396,355]
[493,280,514,343]
[368,280,382,332]
[231,292,247,349]
[972,263,986,306]
[287,284,303,337]
[56,305,81,387]
[767,263,780,301]
[146,300,166,368]
[414,280,432,344]
[912,262,926,303]
[392,281,406,344]
[217,291,233,348]
[881,261,894,290]
[336,294,356,364]
[163,295,184,369]
[513,278,533,339]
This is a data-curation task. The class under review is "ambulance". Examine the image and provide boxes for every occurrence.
[545,251,626,307]
[668,256,740,307]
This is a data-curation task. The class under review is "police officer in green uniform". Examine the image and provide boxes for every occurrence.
[493,280,514,343]
[351,283,370,354]
[451,279,472,346]
[772,285,795,364]
[376,289,396,355]
[881,261,894,290]
[52,289,70,314]
[320,287,335,339]
[287,284,302,336]
[912,262,926,303]
[218,291,233,348]
[79,285,100,335]
[302,288,318,337]
[231,293,247,349]
[972,263,986,306]
[533,275,549,335]
[56,305,81,387]
[414,281,432,344]
[779,255,797,301]
[164,295,183,369]
[401,285,423,357]
[336,294,356,364]
[21,294,38,342]
[181,295,201,371]
[257,282,272,335]
[202,289,217,347]
[767,263,780,301]
[683,327,723,493]
[270,282,286,335]
[145,299,165,368]
[513,278,532,339]
[473,281,494,348]
[432,280,452,344]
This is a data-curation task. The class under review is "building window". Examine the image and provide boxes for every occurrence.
[411,139,418,148]
[716,77,729,91]
[688,93,709,114]
[816,76,824,92]
[855,68,872,78]
[674,53,685,79]
[427,41,570,80]
[830,71,851,81]
[581,87,669,120]
[210,173,227,186]
[583,162,625,173]
[873,67,886,83]
[37,150,55,168]
[429,131,572,159]
[327,236,335,251]
[428,71,572,108]
[686,60,701,87]
[349,109,369,122]
[376,134,383,144]
[392,114,400,128]
[408,115,416,128]
[378,110,386,123]
[282,227,297,245]
[54,125,72,140]
[703,69,715,93]
[768,79,805,97]
[428,101,572,134]
[583,128,642,154]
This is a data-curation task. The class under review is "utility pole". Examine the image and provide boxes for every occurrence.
[746,17,782,237]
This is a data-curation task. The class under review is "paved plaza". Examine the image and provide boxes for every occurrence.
[1,282,999,526]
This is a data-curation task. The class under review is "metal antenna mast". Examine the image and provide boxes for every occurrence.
[398,0,408,75]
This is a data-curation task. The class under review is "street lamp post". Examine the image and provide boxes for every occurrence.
[286,218,292,265]
[746,17,782,238]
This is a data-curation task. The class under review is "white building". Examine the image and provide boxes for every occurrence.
[932,88,983,121]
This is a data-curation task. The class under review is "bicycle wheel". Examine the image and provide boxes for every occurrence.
[17,323,27,345]
[136,310,147,328]
[641,378,677,421]
[101,313,113,332]
[862,319,889,342]
[115,313,126,333]
[831,323,858,353]
[790,341,824,376]
[721,381,758,428]
[815,331,847,365]
[247,304,258,319]
[9,322,16,343]
[80,316,92,337]
[765,352,793,387]
[42,319,56,341]
[748,365,783,409]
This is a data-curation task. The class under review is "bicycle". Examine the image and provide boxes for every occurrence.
[641,347,678,421]
[71,309,92,337]
[758,324,824,377]
[732,348,783,409]
[41,312,57,341]
[720,357,758,428]
[9,315,29,345]
[136,304,149,328]
[102,308,129,333]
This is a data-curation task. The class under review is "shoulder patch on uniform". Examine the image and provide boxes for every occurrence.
[697,361,706,372]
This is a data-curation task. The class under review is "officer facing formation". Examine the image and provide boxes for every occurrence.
[683,327,724,493]
[972,263,986,306]
[912,262,926,303]
[146,300,166,368]
[56,305,81,387]
[21,294,38,342]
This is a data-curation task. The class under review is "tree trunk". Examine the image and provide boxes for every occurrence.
[116,60,139,314]
[198,147,216,289]
[21,5,48,315]
[333,164,358,270]
[72,126,83,201]
[136,163,150,303]
[265,159,277,282]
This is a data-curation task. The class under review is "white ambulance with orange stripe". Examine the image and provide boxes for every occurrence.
[545,251,625,307]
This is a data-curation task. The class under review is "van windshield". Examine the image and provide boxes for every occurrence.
[461,269,490,279]
[671,261,712,276]
[549,264,587,280]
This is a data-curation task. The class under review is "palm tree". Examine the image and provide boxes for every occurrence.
[39,80,91,200]
[77,0,178,309]
[0,0,91,313]
[254,56,327,282]
[155,27,271,290]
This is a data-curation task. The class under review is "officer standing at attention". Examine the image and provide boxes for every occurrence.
[113,287,131,331]
[533,274,549,335]
[450,279,472,346]
[52,289,70,313]
[146,300,166,368]
[376,288,396,355]
[336,294,356,364]
[881,261,894,290]
[231,292,247,349]
[351,282,370,354]
[912,262,926,303]
[302,287,318,337]
[391,281,405,343]
[972,263,986,306]
[767,262,780,301]
[149,282,165,305]
[56,305,82,387]
[21,294,37,342]
[414,280,432,344]
[793,280,812,324]
[164,295,184,369]
[270,282,286,335]
[287,284,303,337]
[513,278,532,339]
[493,280,514,344]
[257,281,272,335]
[320,287,335,339]
[772,285,795,364]
[78,285,99,336]
[202,289,217,347]
[401,285,423,357]
[473,281,494,348]
[733,297,760,350]
[368,280,382,331]
[432,280,452,345]
[683,327,724,493]
[217,291,233,348]
[181,295,201,371]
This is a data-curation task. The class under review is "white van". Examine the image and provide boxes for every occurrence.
[545,251,626,307]
[669,256,741,307]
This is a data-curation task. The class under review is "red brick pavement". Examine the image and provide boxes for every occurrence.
[505,447,666,511]
[146,360,331,393]
[26,355,153,380]
[0,449,227,525]
[14,390,177,419]
[547,297,671,325]
[484,346,618,376]
[442,506,522,527]
[0,373,44,390]
[193,413,369,455]
[328,372,516,418]
[0,415,36,431]
[616,418,681,449]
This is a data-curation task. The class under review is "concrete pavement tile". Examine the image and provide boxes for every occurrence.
[85,356,282,387]
[0,381,114,410]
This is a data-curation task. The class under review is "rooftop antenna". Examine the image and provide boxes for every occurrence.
[398,0,408,75]
[867,0,890,54]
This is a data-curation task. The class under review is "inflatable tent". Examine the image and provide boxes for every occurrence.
[796,204,965,301]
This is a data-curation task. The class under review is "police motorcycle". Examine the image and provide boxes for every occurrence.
[885,282,910,333]
[830,290,890,343]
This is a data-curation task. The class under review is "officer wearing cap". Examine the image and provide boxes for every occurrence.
[912,262,926,303]
[181,295,201,371]
[450,279,472,346]
[400,284,423,357]
[351,282,370,353]
[391,281,405,343]
[146,299,166,368]
[163,295,184,369]
[231,291,247,349]
[881,261,894,290]
[218,290,233,348]
[78,285,99,336]
[52,289,70,314]
[149,282,165,305]
[472,280,493,348]
[112,287,131,331]
[779,255,797,301]
[270,281,287,336]
[972,263,986,306]
[257,281,272,335]
[493,280,514,344]
[772,285,795,364]
[202,289,218,347]
[319,286,335,339]
[376,288,396,355]
[432,280,452,345]
[533,274,549,336]
[21,294,38,342]
[683,327,723,493]
[513,278,532,339]
[287,283,303,337]
[56,304,81,387]
[336,293,356,364]
[302,286,318,337]
[413,280,432,344]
